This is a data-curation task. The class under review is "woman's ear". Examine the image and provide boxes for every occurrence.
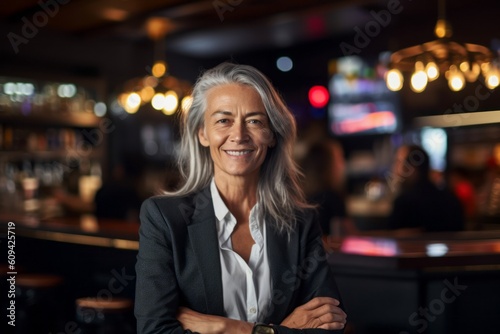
[198,127,210,147]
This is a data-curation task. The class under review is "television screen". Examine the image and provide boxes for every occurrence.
[328,55,400,136]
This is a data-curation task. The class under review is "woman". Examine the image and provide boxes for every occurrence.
[135,63,347,334]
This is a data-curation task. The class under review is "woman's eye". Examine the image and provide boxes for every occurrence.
[248,119,262,124]
[216,119,229,124]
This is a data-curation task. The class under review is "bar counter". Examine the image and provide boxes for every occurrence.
[1,213,139,329]
[0,213,139,250]
[326,231,500,334]
[5,213,500,260]
[327,230,500,269]
[2,215,500,333]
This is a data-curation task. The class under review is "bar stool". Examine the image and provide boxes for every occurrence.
[16,273,64,334]
[75,297,134,334]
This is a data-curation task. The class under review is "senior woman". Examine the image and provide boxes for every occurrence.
[135,62,347,334]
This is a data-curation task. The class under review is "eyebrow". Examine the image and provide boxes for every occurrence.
[210,110,267,118]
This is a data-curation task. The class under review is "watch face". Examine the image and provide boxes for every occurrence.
[254,324,276,334]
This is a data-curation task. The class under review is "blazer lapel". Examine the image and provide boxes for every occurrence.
[185,188,302,322]
[264,219,300,323]
[187,186,225,316]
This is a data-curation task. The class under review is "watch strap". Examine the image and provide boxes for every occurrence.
[252,323,277,334]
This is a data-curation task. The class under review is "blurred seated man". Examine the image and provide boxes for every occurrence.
[54,159,142,222]
[387,145,464,232]
[94,161,142,222]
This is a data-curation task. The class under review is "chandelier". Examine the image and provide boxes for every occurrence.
[385,0,499,93]
[118,17,192,115]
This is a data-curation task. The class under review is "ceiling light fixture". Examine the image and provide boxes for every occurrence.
[385,0,499,93]
[118,17,192,115]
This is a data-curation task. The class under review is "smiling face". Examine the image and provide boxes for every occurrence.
[198,83,275,184]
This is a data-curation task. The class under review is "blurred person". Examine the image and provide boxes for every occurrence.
[93,157,143,222]
[54,157,143,222]
[296,121,346,192]
[135,63,347,334]
[476,153,500,225]
[387,145,464,232]
[300,141,355,238]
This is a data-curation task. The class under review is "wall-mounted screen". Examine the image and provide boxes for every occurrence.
[328,55,400,136]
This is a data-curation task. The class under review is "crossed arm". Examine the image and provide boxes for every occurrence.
[177,296,347,334]
[136,198,347,334]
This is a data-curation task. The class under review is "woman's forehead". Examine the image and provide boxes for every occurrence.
[204,83,266,111]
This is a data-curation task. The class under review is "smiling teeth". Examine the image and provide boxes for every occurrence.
[226,150,251,156]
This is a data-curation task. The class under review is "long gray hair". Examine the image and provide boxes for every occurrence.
[167,62,311,234]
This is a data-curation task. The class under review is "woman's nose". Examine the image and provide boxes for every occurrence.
[230,122,249,142]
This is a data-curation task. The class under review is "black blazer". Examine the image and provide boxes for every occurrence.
[135,186,344,334]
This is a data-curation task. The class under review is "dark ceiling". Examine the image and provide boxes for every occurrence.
[0,0,500,51]
[1,0,500,120]
[2,0,499,57]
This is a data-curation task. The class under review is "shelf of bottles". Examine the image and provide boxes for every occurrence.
[0,77,106,217]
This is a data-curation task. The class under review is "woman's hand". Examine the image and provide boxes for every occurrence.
[280,297,347,330]
[177,307,253,334]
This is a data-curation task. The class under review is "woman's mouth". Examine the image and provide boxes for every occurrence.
[225,150,252,156]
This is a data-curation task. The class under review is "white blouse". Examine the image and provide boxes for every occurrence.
[210,180,272,323]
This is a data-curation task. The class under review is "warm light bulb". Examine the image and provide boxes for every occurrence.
[386,69,403,91]
[152,61,167,78]
[459,62,469,72]
[460,61,479,82]
[151,93,166,110]
[425,62,439,81]
[140,86,155,103]
[118,93,128,107]
[449,76,464,91]
[124,92,141,114]
[472,63,481,76]
[485,68,500,89]
[434,19,452,38]
[410,63,428,93]
[143,76,159,88]
[447,65,465,91]
[162,90,178,115]
[481,62,491,75]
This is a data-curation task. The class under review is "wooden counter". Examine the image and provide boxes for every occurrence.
[0,213,139,321]
[326,231,500,334]
[3,214,500,333]
[0,213,139,250]
[327,230,500,270]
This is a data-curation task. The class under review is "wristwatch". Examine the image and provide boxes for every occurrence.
[252,323,277,334]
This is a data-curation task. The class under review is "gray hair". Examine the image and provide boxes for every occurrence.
[167,62,311,234]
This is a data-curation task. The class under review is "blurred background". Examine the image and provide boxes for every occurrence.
[1,0,500,333]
